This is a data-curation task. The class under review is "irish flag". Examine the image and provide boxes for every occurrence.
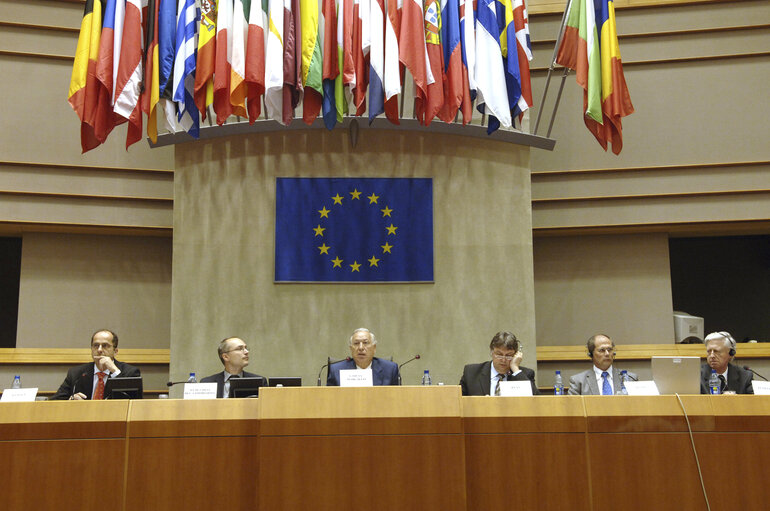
[556,0,633,154]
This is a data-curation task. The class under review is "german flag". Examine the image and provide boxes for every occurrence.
[67,0,103,153]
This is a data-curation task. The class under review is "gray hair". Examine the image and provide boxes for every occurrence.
[704,331,736,352]
[349,328,377,346]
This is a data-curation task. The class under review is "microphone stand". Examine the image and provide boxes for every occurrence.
[397,355,421,385]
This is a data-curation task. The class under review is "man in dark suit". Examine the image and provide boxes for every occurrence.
[327,328,399,386]
[700,331,753,394]
[201,337,264,398]
[568,334,637,395]
[460,331,540,396]
[51,329,141,400]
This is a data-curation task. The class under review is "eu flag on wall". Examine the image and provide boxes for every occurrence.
[275,178,434,282]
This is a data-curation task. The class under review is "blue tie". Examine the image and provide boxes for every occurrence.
[601,371,612,395]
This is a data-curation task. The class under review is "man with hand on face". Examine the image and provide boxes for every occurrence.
[201,337,264,398]
[700,331,753,394]
[568,334,636,395]
[460,331,540,396]
[327,328,400,386]
[51,329,141,400]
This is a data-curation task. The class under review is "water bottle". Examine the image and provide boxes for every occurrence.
[708,369,721,395]
[616,370,628,395]
[553,370,564,395]
[187,372,197,383]
[11,375,21,389]
[422,370,432,385]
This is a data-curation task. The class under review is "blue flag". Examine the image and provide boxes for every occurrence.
[275,178,434,282]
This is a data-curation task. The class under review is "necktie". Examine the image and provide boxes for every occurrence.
[94,372,107,400]
[719,375,727,393]
[601,371,612,396]
[494,374,505,396]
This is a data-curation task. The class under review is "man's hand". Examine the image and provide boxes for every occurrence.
[70,392,87,400]
[509,350,523,374]
[94,356,118,374]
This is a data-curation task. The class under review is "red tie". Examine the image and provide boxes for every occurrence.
[94,372,107,400]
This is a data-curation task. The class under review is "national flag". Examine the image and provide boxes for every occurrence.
[213,0,233,124]
[399,0,432,123]
[282,0,303,125]
[496,0,521,131]
[194,0,217,118]
[383,0,401,124]
[339,0,356,114]
[416,0,444,125]
[458,0,475,124]
[368,0,386,123]
[300,0,324,124]
[143,0,161,143]
[264,0,284,121]
[275,178,434,282]
[114,0,146,149]
[68,0,103,153]
[557,0,633,154]
[512,0,532,120]
[173,0,201,137]
[93,0,124,145]
[231,0,249,118]
[321,0,339,129]
[438,0,463,123]
[245,0,267,123]
[158,0,179,132]
[474,0,510,132]
[351,0,370,115]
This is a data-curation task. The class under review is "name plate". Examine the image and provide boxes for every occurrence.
[624,381,660,396]
[340,368,373,387]
[498,380,533,396]
[183,382,218,399]
[752,380,770,395]
[1,388,38,402]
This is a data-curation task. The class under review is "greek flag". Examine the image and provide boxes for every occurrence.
[173,0,200,138]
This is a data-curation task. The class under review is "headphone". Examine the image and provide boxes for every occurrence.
[587,335,616,358]
[720,331,737,356]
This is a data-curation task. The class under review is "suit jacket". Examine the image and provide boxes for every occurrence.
[50,360,141,400]
[326,357,400,386]
[700,363,754,394]
[568,367,638,395]
[200,370,263,398]
[460,361,540,396]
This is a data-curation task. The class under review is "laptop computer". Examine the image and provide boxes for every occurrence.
[267,376,302,387]
[651,356,701,395]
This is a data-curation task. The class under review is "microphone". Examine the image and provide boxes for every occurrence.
[397,355,421,385]
[743,366,769,381]
[625,372,638,381]
[317,357,351,386]
[72,372,88,399]
[166,380,189,387]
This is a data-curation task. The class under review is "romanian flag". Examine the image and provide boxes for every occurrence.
[556,0,633,154]
[300,0,324,124]
[68,0,103,153]
[194,0,217,118]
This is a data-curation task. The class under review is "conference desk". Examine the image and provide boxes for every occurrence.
[1,389,768,511]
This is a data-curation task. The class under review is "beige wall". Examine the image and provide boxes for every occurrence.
[170,130,535,391]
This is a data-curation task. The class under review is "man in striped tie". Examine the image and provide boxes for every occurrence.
[568,334,636,395]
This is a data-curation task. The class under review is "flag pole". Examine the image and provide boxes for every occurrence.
[533,0,573,136]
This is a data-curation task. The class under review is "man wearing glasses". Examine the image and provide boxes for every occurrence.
[568,334,636,395]
[327,328,400,386]
[460,331,540,395]
[51,329,141,400]
[201,337,263,398]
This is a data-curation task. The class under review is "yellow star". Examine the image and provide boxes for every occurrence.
[318,206,330,218]
[368,255,380,267]
[350,261,361,272]
[318,243,330,255]
[332,193,344,205]
[386,223,398,235]
[367,193,379,204]
[313,224,325,237]
[331,256,343,268]
[350,189,362,200]
[381,242,393,254]
[381,206,393,217]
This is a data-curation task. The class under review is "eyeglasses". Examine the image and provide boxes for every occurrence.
[226,345,249,353]
[492,352,517,361]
